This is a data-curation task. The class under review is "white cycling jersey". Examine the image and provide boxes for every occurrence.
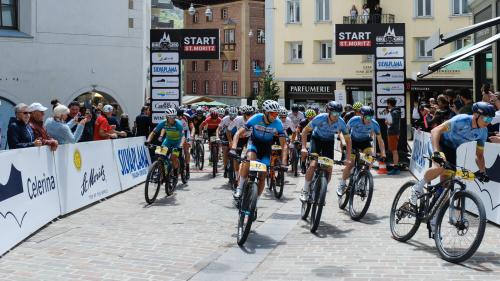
[280,117,295,133]
[288,111,305,127]
[219,115,237,132]
[233,116,252,138]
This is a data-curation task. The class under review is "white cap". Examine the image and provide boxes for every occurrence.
[28,102,48,112]
[103,104,114,113]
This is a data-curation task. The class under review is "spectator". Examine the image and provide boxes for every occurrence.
[342,104,353,119]
[419,104,433,132]
[107,104,120,129]
[487,92,500,143]
[444,89,459,116]
[429,94,452,128]
[7,103,42,149]
[134,106,152,137]
[78,107,95,142]
[94,104,125,140]
[481,83,494,103]
[373,4,382,23]
[65,101,81,132]
[45,104,89,144]
[385,98,401,175]
[28,103,58,151]
[429,97,436,107]
[186,105,195,117]
[50,99,60,110]
[119,114,133,138]
[411,100,421,128]
[362,4,370,24]
[350,5,358,24]
[458,88,473,114]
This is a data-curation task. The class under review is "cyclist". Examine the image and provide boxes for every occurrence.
[288,104,305,129]
[344,102,363,123]
[230,100,286,201]
[218,107,226,119]
[201,108,222,165]
[191,108,207,138]
[177,107,194,177]
[229,105,255,181]
[409,101,494,205]
[337,106,386,195]
[218,106,238,177]
[296,109,317,173]
[279,106,295,137]
[300,101,352,201]
[146,108,185,178]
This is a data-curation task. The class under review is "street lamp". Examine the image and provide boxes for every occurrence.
[188,3,212,17]
[248,30,254,38]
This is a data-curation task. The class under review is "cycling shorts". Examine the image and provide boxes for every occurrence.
[247,138,272,166]
[440,139,456,166]
[351,139,373,159]
[310,136,334,160]
[207,128,217,138]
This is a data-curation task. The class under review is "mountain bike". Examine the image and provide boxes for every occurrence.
[209,136,220,177]
[301,153,333,233]
[144,145,185,204]
[289,140,301,177]
[267,144,286,199]
[231,155,267,246]
[390,158,487,263]
[337,150,374,221]
[193,135,205,170]
[224,143,240,190]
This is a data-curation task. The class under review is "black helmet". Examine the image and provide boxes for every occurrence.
[298,105,305,112]
[472,102,496,117]
[326,101,342,113]
[176,108,184,116]
[360,106,375,117]
[291,104,299,112]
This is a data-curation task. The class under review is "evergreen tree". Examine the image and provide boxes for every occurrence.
[257,66,280,109]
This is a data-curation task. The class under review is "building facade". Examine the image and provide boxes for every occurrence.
[266,0,474,111]
[174,0,265,106]
[0,0,150,150]
[152,0,184,29]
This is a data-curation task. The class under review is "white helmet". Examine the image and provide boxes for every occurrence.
[228,106,238,116]
[241,105,253,114]
[279,106,288,117]
[165,108,177,118]
[218,108,225,115]
[263,100,280,113]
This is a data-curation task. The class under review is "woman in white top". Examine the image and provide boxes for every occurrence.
[362,4,370,24]
[350,5,358,24]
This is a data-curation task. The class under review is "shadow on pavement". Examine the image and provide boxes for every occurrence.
[144,195,178,207]
[299,221,353,239]
[238,232,286,254]
[357,213,389,225]
[311,265,349,278]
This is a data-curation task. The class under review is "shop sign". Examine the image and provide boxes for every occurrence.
[285,81,335,95]
[376,71,405,82]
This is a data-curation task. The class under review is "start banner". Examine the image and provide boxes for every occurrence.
[54,140,121,215]
[0,147,61,256]
[112,137,151,190]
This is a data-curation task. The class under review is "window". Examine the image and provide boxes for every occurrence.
[316,0,330,21]
[417,38,433,58]
[128,0,133,9]
[192,61,198,71]
[222,81,228,95]
[252,60,261,72]
[232,60,239,71]
[453,0,470,15]
[193,12,199,23]
[205,80,210,94]
[192,80,197,94]
[205,61,211,71]
[290,42,303,61]
[454,36,472,50]
[232,81,238,96]
[257,29,265,44]
[206,11,213,22]
[320,42,332,60]
[416,0,432,17]
[224,29,235,43]
[222,60,230,72]
[286,0,300,23]
[221,8,228,19]
[252,81,260,96]
[0,0,18,29]
[128,18,134,28]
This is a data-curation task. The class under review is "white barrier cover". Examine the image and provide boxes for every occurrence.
[409,130,433,180]
[457,142,500,224]
[55,140,121,215]
[112,137,151,190]
[0,147,61,256]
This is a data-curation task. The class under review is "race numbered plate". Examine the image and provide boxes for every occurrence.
[155,146,168,156]
[360,154,374,163]
[210,136,218,142]
[318,157,333,167]
[249,161,267,172]
[456,169,475,181]
[272,145,282,150]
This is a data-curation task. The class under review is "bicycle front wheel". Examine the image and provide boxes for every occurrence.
[390,180,421,242]
[145,160,163,204]
[237,181,258,246]
[349,171,374,221]
[435,190,486,263]
[310,175,327,233]
[273,170,284,199]
[211,145,218,177]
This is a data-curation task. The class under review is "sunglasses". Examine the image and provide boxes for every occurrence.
[482,116,493,123]
[329,111,340,117]
[364,115,373,120]
[268,112,279,117]
[19,112,31,115]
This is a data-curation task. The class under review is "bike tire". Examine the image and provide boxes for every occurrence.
[338,177,350,210]
[165,165,176,196]
[348,171,374,221]
[273,170,284,199]
[144,160,162,204]
[434,190,486,263]
[301,197,311,220]
[198,142,205,170]
[237,181,258,246]
[390,180,421,242]
[211,146,217,178]
[180,156,188,184]
[310,175,327,233]
[227,160,235,187]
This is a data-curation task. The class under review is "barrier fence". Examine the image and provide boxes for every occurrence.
[0,137,151,256]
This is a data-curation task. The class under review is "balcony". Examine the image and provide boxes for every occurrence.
[343,14,395,24]
[222,43,236,52]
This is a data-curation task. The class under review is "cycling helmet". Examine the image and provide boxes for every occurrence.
[298,105,305,112]
[165,108,177,118]
[209,108,218,117]
[353,102,363,111]
[305,109,316,118]
[228,106,238,116]
[291,104,299,112]
[242,105,254,115]
[360,106,375,117]
[279,106,288,117]
[326,101,343,113]
[472,101,496,117]
[196,108,204,115]
[263,100,280,113]
[218,108,225,115]
[176,107,185,116]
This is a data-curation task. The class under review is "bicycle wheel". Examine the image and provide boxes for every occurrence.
[390,180,421,242]
[291,149,299,177]
[310,175,327,233]
[165,164,177,196]
[144,160,162,204]
[237,181,258,246]
[180,156,188,184]
[197,142,205,170]
[434,190,486,263]
[274,170,284,199]
[227,160,235,187]
[211,145,217,177]
[348,171,374,221]
[338,176,351,210]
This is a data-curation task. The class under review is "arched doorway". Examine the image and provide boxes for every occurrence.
[0,97,15,150]
[73,90,124,117]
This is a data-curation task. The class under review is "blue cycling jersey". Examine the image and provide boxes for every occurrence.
[154,119,184,148]
[308,113,349,140]
[347,116,381,142]
[246,113,285,143]
[441,114,488,149]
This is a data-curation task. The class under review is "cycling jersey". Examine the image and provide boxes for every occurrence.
[279,117,295,136]
[191,116,206,134]
[246,113,285,143]
[219,116,237,132]
[288,111,305,127]
[441,114,488,150]
[298,118,310,131]
[233,116,251,138]
[308,113,349,141]
[201,116,222,130]
[347,116,381,142]
[154,119,184,148]
[177,116,190,138]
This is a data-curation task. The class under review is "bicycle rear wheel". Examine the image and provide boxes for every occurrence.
[211,145,218,177]
[165,164,177,196]
[390,180,421,242]
[237,181,258,246]
[338,176,351,210]
[310,175,327,233]
[435,190,486,263]
[197,142,205,170]
[292,149,299,177]
[145,160,162,204]
[273,170,284,199]
[348,171,374,220]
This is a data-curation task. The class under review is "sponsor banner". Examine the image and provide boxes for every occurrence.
[376,71,405,82]
[112,137,151,190]
[376,59,405,70]
[334,90,347,106]
[152,64,179,75]
[376,107,406,119]
[152,111,185,123]
[409,130,434,181]
[54,141,121,215]
[152,76,179,88]
[377,95,405,107]
[376,83,405,95]
[152,52,179,64]
[152,100,181,111]
[0,147,61,256]
[375,26,405,45]
[376,46,404,58]
[151,29,220,59]
[457,142,500,224]
[152,88,180,100]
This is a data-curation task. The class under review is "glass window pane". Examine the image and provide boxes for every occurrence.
[298,44,302,59]
[454,0,460,14]
[1,0,15,5]
[325,0,330,20]
[425,0,431,15]
[462,0,469,13]
[296,3,300,22]
[417,0,423,16]
[1,6,15,27]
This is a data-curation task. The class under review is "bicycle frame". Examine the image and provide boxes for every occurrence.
[418,178,466,222]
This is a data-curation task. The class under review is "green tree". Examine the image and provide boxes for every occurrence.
[257,66,280,109]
